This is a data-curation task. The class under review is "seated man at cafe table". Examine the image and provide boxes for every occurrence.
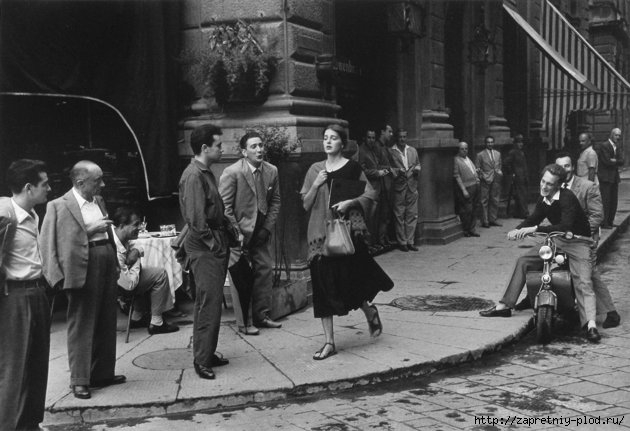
[479,163,601,343]
[112,207,179,334]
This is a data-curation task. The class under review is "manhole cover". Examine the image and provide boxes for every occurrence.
[133,348,193,370]
[390,295,494,312]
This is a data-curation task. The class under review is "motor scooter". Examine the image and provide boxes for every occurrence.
[524,231,593,344]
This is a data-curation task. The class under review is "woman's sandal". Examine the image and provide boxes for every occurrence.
[367,305,383,337]
[313,342,337,360]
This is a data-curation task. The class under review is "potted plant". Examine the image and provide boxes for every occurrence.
[235,124,301,166]
[194,20,276,107]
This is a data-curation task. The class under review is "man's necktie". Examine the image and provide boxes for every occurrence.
[489,150,494,163]
[254,169,267,215]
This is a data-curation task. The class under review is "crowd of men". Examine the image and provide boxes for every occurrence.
[0,124,625,430]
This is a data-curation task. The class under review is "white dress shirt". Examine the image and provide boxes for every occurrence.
[72,188,108,241]
[2,199,43,280]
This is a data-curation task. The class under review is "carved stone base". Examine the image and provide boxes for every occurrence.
[417,215,464,245]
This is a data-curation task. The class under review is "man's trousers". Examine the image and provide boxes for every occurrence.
[455,184,480,233]
[188,236,228,368]
[392,187,419,246]
[66,244,118,386]
[0,281,50,430]
[133,266,174,318]
[500,239,596,326]
[599,181,619,226]
[249,214,273,324]
[480,179,501,225]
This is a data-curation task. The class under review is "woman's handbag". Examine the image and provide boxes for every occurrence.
[323,217,355,256]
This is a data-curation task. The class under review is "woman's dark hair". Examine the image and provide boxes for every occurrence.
[190,124,222,155]
[6,159,47,194]
[325,124,348,148]
[239,131,262,150]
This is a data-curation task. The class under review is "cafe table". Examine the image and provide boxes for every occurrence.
[131,232,182,301]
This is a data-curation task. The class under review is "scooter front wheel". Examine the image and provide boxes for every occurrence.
[536,305,554,344]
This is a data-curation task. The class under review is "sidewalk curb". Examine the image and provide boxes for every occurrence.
[45,319,535,426]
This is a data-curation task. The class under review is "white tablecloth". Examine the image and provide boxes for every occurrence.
[131,234,182,300]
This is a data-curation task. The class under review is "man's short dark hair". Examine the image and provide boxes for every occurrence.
[514,134,524,143]
[190,124,222,155]
[113,206,140,227]
[395,129,407,139]
[555,151,574,166]
[365,128,376,136]
[6,159,47,194]
[485,135,495,143]
[239,131,262,150]
[542,163,567,184]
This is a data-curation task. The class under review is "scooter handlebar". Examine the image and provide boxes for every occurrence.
[525,231,594,245]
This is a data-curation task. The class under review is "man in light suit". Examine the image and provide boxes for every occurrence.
[219,131,282,330]
[41,160,124,400]
[0,160,51,430]
[476,135,503,228]
[453,142,481,237]
[597,128,624,228]
[555,153,620,328]
[389,129,421,252]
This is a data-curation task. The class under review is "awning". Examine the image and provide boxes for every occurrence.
[504,0,630,148]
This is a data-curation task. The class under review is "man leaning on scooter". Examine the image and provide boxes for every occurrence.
[479,163,602,343]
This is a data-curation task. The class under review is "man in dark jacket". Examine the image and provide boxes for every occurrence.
[479,163,601,342]
[504,134,529,218]
[597,127,624,228]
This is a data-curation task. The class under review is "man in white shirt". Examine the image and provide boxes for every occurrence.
[41,161,124,399]
[576,132,598,184]
[0,159,51,430]
[112,207,178,335]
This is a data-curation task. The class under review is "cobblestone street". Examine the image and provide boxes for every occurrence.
[51,226,630,430]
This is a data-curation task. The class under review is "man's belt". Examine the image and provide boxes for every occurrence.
[89,239,110,248]
[6,277,48,289]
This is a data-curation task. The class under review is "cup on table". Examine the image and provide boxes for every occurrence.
[159,224,176,236]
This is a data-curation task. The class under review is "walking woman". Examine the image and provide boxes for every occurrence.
[301,124,394,360]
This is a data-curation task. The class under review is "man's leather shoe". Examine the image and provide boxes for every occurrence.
[482,223,490,228]
[586,327,601,343]
[514,296,532,311]
[468,231,480,237]
[603,311,621,329]
[194,362,215,379]
[255,318,282,329]
[479,306,511,317]
[91,375,126,388]
[489,221,502,227]
[407,244,419,251]
[72,385,91,399]
[148,321,179,335]
[211,353,229,367]
[398,244,409,252]
[238,325,260,335]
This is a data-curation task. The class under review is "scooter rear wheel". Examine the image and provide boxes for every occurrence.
[536,305,554,344]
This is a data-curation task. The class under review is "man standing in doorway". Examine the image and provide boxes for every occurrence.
[453,142,481,237]
[389,128,421,251]
[219,131,282,331]
[358,128,392,251]
[376,124,395,247]
[476,135,503,228]
[179,124,230,380]
[0,159,51,430]
[504,134,529,218]
[597,127,624,228]
[577,132,598,184]
[41,160,124,399]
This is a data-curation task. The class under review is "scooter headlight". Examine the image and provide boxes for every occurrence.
[538,245,553,260]
[555,254,565,265]
[542,273,551,284]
